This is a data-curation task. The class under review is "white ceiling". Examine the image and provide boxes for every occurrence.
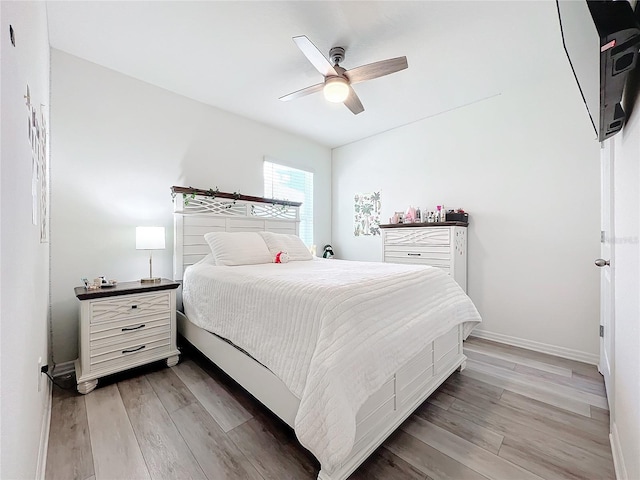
[46,1,567,148]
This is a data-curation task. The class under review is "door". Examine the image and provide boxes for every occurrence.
[598,139,614,414]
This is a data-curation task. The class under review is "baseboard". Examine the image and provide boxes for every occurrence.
[469,329,600,365]
[610,421,627,480]
[35,381,53,480]
[52,360,75,378]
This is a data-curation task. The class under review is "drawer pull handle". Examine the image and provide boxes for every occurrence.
[122,345,145,354]
[407,253,422,256]
[130,305,138,309]
[122,324,145,332]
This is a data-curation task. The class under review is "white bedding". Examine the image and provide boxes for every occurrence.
[183,257,481,474]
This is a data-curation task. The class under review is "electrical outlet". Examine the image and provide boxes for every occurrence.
[37,357,42,392]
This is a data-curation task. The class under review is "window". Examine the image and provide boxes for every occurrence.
[263,160,314,246]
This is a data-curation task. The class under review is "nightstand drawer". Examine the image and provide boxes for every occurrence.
[90,336,171,368]
[90,318,171,350]
[89,314,170,341]
[90,292,170,324]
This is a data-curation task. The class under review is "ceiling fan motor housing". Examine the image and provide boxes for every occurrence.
[329,46,345,65]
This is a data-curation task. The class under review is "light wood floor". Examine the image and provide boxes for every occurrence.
[45,337,614,480]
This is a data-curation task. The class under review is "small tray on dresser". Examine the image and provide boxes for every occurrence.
[379,221,468,228]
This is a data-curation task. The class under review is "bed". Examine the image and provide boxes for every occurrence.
[172,186,481,480]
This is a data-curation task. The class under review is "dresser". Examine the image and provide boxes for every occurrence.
[381,222,468,292]
[74,279,180,394]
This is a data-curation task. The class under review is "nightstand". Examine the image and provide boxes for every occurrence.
[74,279,181,394]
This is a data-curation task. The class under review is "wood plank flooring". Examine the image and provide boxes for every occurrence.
[45,337,614,480]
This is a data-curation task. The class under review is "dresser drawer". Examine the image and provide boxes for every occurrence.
[89,292,170,324]
[384,256,451,269]
[385,245,450,262]
[384,227,450,246]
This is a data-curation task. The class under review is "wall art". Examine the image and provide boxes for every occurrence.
[354,191,381,236]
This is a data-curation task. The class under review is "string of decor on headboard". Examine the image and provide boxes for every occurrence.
[170,186,302,208]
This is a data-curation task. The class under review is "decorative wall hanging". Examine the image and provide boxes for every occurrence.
[354,191,381,236]
[26,83,49,242]
[38,106,49,243]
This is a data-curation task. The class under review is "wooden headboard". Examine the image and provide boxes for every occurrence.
[172,186,302,280]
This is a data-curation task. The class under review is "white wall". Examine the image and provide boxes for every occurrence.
[332,64,600,361]
[609,82,640,479]
[0,2,51,478]
[50,50,331,364]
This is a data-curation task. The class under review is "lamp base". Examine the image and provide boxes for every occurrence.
[140,277,162,284]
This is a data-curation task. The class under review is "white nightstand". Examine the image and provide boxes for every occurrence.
[74,279,181,394]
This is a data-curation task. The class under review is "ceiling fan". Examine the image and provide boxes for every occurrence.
[279,35,408,115]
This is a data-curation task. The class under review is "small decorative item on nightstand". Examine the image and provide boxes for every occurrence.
[136,226,165,283]
[74,279,180,394]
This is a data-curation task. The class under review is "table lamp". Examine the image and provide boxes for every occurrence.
[136,226,165,283]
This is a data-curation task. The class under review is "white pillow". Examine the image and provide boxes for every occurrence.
[204,232,273,266]
[195,254,216,265]
[258,231,313,261]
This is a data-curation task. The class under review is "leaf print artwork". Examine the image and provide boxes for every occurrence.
[354,191,381,236]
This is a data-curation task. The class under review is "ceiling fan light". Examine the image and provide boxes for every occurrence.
[323,77,349,103]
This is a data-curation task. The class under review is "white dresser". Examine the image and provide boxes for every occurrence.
[74,279,180,394]
[381,223,468,292]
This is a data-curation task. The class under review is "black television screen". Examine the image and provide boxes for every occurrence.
[556,1,640,141]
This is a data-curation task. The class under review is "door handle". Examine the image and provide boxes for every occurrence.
[595,259,610,267]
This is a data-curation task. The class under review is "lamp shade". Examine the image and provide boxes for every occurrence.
[136,226,165,250]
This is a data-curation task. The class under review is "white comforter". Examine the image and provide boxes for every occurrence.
[183,257,481,474]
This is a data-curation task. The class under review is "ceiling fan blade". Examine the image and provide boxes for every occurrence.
[345,56,408,84]
[279,82,324,102]
[344,86,364,115]
[293,35,338,77]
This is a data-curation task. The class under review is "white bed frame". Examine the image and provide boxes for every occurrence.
[172,188,467,480]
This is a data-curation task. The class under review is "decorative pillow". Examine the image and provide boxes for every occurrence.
[204,232,273,266]
[258,231,313,261]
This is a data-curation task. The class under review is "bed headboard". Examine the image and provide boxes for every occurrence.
[172,186,302,280]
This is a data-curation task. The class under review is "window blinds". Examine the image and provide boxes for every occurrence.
[264,160,314,246]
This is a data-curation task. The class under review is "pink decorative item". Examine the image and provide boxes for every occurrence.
[274,251,290,263]
[405,206,416,223]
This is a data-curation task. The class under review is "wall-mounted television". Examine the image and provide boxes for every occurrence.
[556,0,640,141]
